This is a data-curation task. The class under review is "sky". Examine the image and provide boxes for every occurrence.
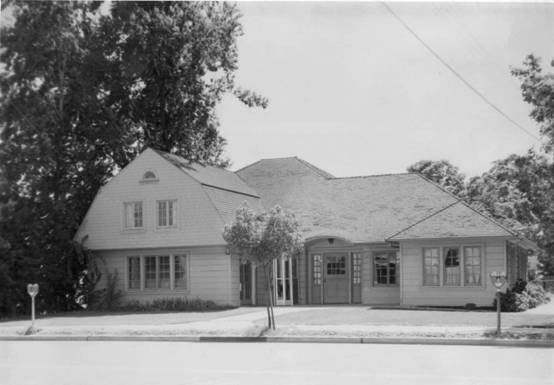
[216,2,554,177]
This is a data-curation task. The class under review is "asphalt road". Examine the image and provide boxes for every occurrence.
[1,341,552,385]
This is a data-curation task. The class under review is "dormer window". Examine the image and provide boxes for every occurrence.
[141,170,158,183]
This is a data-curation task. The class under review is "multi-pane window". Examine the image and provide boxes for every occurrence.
[128,256,141,289]
[326,256,346,275]
[423,248,440,286]
[159,256,170,289]
[313,255,322,285]
[157,200,177,227]
[464,247,482,286]
[352,252,362,284]
[124,202,143,229]
[128,254,187,291]
[145,256,157,289]
[422,246,483,287]
[174,255,187,289]
[444,247,461,286]
[374,253,398,285]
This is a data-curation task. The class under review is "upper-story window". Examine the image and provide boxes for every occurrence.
[124,201,143,229]
[157,200,177,227]
[141,171,158,183]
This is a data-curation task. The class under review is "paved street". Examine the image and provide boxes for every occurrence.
[1,341,552,385]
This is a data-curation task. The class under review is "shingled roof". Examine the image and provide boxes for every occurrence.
[387,201,515,240]
[153,149,263,225]
[236,157,489,243]
[154,149,259,197]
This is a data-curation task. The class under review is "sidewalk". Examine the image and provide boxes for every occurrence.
[1,302,552,345]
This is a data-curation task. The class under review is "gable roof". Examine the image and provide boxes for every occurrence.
[153,149,259,197]
[387,201,514,240]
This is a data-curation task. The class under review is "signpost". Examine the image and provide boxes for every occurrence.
[26,283,39,329]
[489,272,507,337]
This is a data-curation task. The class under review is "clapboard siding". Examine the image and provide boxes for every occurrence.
[94,246,238,306]
[399,237,507,307]
[361,251,400,305]
[75,149,227,250]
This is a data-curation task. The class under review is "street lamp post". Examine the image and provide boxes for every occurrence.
[26,283,39,329]
[489,272,507,337]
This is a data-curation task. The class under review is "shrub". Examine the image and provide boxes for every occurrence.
[88,271,122,311]
[115,297,232,313]
[494,279,550,312]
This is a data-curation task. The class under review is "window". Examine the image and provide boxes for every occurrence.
[128,256,141,290]
[313,255,322,285]
[444,247,461,286]
[326,256,346,275]
[124,202,143,229]
[145,256,157,289]
[352,252,362,284]
[157,200,177,227]
[374,253,398,285]
[174,255,187,289]
[141,171,158,183]
[128,254,187,291]
[159,256,170,289]
[464,246,482,286]
[423,248,440,286]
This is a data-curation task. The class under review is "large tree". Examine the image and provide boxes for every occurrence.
[0,1,266,315]
[512,55,554,154]
[407,159,466,197]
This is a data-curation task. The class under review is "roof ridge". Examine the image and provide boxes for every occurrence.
[386,200,461,241]
[294,157,334,178]
[331,172,417,180]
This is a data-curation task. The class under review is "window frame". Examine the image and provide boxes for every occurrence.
[156,199,178,229]
[126,253,189,292]
[372,252,399,286]
[443,246,461,286]
[123,201,144,230]
[422,247,441,286]
[421,244,485,288]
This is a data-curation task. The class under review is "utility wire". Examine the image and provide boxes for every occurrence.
[381,2,542,142]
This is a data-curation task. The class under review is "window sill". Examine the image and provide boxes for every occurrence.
[122,228,146,234]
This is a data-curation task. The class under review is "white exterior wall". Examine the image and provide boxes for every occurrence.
[399,237,507,307]
[361,248,400,305]
[75,148,227,250]
[95,246,239,307]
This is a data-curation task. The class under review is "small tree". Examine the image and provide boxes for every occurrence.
[223,204,302,329]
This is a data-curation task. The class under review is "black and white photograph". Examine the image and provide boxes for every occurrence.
[0,1,553,384]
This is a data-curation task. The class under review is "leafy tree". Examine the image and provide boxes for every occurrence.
[223,204,303,329]
[407,159,466,197]
[467,151,554,276]
[0,1,266,316]
[512,55,554,154]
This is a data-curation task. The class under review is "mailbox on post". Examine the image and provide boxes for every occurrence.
[489,272,507,337]
[26,283,39,328]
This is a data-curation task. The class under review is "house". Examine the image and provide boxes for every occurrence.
[75,148,534,308]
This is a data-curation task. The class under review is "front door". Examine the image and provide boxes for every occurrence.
[324,255,349,303]
[240,261,252,305]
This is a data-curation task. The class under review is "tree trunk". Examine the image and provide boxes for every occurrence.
[263,265,272,329]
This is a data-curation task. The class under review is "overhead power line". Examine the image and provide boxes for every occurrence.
[381,2,542,143]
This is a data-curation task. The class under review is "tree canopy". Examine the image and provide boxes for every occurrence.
[223,204,303,328]
[407,159,466,197]
[0,1,266,316]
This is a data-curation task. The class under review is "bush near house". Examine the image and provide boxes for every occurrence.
[495,279,550,312]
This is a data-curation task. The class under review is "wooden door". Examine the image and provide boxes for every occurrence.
[323,255,349,303]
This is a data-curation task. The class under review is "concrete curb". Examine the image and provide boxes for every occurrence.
[1,334,552,348]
